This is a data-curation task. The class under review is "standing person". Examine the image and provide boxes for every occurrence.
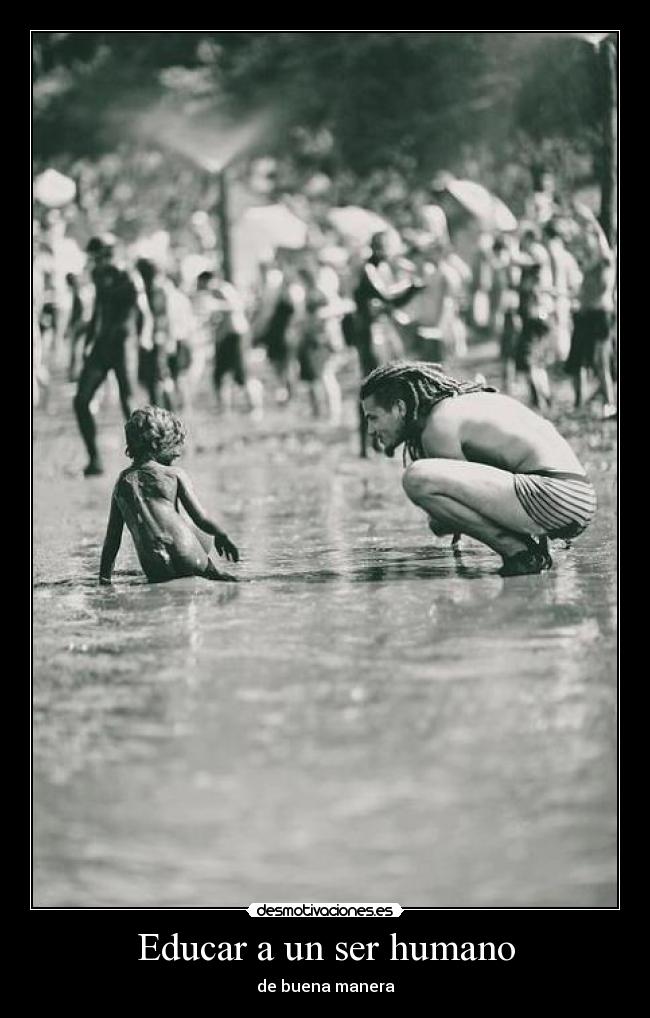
[135,257,176,411]
[296,265,345,424]
[253,257,297,406]
[515,227,555,412]
[566,204,617,419]
[39,209,85,367]
[490,237,521,394]
[33,265,45,407]
[33,237,50,407]
[360,361,597,577]
[402,235,462,365]
[543,219,583,364]
[210,272,263,418]
[33,237,57,382]
[184,269,220,406]
[437,241,472,361]
[354,231,416,372]
[353,232,423,456]
[470,232,494,336]
[165,277,196,411]
[73,235,151,476]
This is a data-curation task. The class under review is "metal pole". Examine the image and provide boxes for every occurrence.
[599,36,618,247]
[216,168,233,282]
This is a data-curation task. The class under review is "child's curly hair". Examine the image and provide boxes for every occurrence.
[125,406,186,462]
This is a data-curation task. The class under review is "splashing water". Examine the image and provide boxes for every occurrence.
[131,105,279,174]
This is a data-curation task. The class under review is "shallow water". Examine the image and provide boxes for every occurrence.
[33,386,617,907]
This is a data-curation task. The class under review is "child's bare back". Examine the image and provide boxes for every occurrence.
[99,407,239,585]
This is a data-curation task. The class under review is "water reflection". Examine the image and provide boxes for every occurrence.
[33,403,617,907]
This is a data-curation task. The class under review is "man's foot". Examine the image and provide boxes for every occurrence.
[498,547,547,577]
[526,535,553,571]
[83,460,104,477]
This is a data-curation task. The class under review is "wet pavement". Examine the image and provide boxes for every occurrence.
[33,365,617,907]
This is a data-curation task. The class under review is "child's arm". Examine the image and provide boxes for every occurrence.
[99,494,125,584]
[176,469,240,563]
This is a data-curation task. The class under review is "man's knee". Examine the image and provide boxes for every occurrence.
[402,461,441,503]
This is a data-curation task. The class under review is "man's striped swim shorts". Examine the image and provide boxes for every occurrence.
[513,470,597,540]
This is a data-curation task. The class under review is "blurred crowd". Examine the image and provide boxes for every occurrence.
[33,142,618,468]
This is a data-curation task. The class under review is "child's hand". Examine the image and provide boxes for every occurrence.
[214,532,240,563]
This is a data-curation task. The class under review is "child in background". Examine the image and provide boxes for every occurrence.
[99,406,239,584]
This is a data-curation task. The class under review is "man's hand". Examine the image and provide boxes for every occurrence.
[214,532,240,563]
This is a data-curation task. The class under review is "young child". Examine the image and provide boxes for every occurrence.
[99,406,239,584]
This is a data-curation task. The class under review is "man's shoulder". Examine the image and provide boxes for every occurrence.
[423,396,463,435]
[428,391,514,425]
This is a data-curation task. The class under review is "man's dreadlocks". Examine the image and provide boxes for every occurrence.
[360,360,497,463]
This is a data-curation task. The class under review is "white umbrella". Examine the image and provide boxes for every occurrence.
[445,180,517,232]
[539,31,612,47]
[328,206,392,245]
[34,168,76,208]
[240,203,309,250]
[328,205,404,257]
[571,32,612,46]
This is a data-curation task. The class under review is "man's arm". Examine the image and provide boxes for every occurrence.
[99,494,124,584]
[364,263,421,307]
[84,285,99,353]
[176,469,240,562]
[131,271,154,351]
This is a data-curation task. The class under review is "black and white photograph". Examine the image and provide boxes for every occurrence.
[32,30,618,915]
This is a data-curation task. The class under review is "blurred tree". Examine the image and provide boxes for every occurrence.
[33,30,614,197]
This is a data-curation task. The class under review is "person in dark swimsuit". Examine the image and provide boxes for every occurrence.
[135,258,176,411]
[74,236,152,476]
[260,275,296,404]
[99,406,239,585]
[353,232,423,456]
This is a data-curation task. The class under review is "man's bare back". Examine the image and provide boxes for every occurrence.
[420,392,586,475]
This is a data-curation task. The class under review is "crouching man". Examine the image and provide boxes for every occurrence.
[360,361,596,576]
